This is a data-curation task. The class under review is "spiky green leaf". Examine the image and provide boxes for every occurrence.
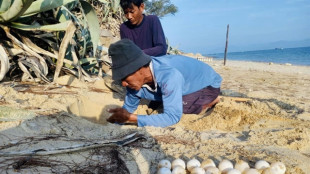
[112,0,120,13]
[0,44,10,81]
[0,0,12,13]
[0,0,34,22]
[22,0,77,17]
[10,20,72,31]
[80,1,100,57]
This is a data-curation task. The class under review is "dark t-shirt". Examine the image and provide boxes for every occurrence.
[120,15,167,56]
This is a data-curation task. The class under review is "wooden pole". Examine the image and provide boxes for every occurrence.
[224,24,229,66]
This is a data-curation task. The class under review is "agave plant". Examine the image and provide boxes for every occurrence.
[166,38,181,55]
[0,0,114,83]
[0,44,10,81]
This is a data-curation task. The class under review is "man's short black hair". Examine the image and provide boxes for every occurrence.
[120,0,144,10]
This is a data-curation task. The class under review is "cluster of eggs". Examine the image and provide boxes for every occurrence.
[157,158,286,174]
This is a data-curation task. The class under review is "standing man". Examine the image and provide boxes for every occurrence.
[120,0,167,56]
[107,39,222,127]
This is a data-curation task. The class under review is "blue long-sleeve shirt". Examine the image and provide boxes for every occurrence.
[120,15,167,56]
[122,55,222,127]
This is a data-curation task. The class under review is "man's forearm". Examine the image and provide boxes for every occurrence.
[143,45,167,56]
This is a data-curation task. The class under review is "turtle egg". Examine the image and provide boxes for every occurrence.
[157,167,172,174]
[171,166,186,174]
[255,160,270,170]
[234,160,250,173]
[158,159,172,169]
[270,162,286,174]
[226,169,242,174]
[262,167,278,174]
[201,159,216,170]
[186,158,201,172]
[218,159,234,172]
[172,158,186,169]
[205,166,220,174]
[190,167,205,174]
[244,168,260,174]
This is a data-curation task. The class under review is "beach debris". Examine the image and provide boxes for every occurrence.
[11,83,77,95]
[218,159,234,172]
[190,167,205,174]
[0,106,37,122]
[158,159,172,169]
[186,158,201,172]
[255,160,270,170]
[157,167,172,174]
[0,132,145,156]
[220,89,248,98]
[221,96,251,103]
[1,147,131,173]
[171,158,186,169]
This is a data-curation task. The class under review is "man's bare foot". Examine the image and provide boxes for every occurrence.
[206,96,220,108]
[199,96,220,115]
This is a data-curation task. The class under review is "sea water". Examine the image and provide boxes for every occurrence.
[207,46,310,66]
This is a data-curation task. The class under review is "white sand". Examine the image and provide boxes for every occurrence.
[0,60,309,173]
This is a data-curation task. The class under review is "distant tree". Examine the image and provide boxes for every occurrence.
[144,0,178,18]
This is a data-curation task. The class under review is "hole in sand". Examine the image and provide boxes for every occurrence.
[67,96,120,125]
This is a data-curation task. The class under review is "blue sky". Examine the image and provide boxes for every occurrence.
[160,0,310,54]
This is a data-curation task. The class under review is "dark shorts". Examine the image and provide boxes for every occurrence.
[182,86,220,114]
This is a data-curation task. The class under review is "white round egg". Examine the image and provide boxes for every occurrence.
[205,166,220,174]
[270,162,286,174]
[201,159,216,170]
[262,167,278,174]
[190,167,205,174]
[226,169,242,174]
[171,165,186,174]
[172,158,186,169]
[158,159,172,169]
[234,160,250,173]
[255,160,270,170]
[186,158,201,172]
[244,168,260,174]
[157,167,172,174]
[218,159,234,172]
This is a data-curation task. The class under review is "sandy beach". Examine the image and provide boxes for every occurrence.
[0,59,309,173]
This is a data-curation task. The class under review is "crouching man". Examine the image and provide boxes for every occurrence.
[107,39,222,127]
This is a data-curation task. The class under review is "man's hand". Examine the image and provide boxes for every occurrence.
[107,108,137,124]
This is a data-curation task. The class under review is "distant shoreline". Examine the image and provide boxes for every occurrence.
[204,46,310,66]
[211,58,310,67]
[209,59,310,75]
[208,46,310,55]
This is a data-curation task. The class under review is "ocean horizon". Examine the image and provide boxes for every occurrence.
[206,46,310,66]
